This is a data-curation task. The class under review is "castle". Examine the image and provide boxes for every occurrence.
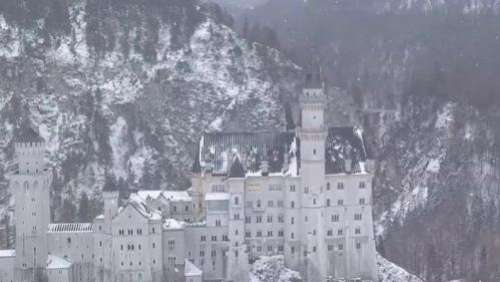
[0,73,377,282]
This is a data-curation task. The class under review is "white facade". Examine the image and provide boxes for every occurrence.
[0,77,377,282]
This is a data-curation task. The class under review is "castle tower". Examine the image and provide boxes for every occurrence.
[226,156,249,282]
[11,126,51,282]
[190,146,204,221]
[298,69,329,282]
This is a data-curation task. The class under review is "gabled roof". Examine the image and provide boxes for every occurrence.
[196,126,369,176]
[229,156,245,178]
[185,259,203,277]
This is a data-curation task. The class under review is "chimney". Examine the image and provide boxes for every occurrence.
[345,159,352,174]
[261,160,269,176]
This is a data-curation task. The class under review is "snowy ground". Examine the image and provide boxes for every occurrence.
[378,255,423,282]
[249,254,421,282]
[250,256,301,282]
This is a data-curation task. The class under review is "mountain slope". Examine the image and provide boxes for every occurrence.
[0,0,300,221]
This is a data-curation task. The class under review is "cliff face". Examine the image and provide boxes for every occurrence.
[0,0,300,221]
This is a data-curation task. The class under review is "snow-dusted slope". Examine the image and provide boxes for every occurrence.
[378,255,423,282]
[0,0,300,220]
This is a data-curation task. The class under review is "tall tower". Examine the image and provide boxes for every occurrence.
[298,69,329,282]
[11,126,51,282]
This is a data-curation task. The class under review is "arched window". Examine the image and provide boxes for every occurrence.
[23,181,29,192]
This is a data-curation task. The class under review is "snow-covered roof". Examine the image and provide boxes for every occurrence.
[47,255,72,270]
[137,190,163,200]
[163,218,185,230]
[205,192,230,201]
[0,249,15,258]
[128,193,162,221]
[195,127,370,176]
[136,190,192,202]
[48,223,93,233]
[185,259,202,277]
[162,191,192,202]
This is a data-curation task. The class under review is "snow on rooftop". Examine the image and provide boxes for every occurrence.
[378,254,423,282]
[129,193,162,220]
[137,190,163,200]
[163,218,185,230]
[0,249,15,258]
[162,190,192,202]
[47,255,72,270]
[185,259,203,277]
[205,192,230,201]
[48,223,93,233]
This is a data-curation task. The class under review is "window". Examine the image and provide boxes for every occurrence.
[256,216,262,223]
[337,182,344,190]
[211,236,217,241]
[290,201,295,208]
[267,200,274,207]
[137,229,142,235]
[257,200,262,208]
[305,216,308,222]
[234,213,240,220]
[245,231,251,238]
[119,229,124,235]
[200,250,205,257]
[332,214,339,222]
[267,215,273,223]
[337,229,343,236]
[291,232,294,239]
[313,246,317,252]
[291,246,295,254]
[216,220,221,226]
[290,185,296,192]
[338,244,344,251]
[327,230,332,236]
[326,182,331,190]
[337,199,344,206]
[291,217,295,224]
[67,237,71,244]
[267,231,273,237]
[201,235,206,241]
[359,198,366,205]
[328,245,333,251]
[212,184,225,192]
[355,227,361,235]
[245,216,251,223]
[278,230,284,237]
[267,245,273,252]
[277,200,284,207]
[304,186,309,193]
[278,215,284,223]
[326,199,331,206]
[121,245,124,251]
[257,246,262,252]
[211,250,216,257]
[223,235,229,241]
[256,231,262,237]
[152,243,156,248]
[359,181,366,189]
[185,205,189,212]
[128,229,133,235]
[278,245,284,252]
[152,227,156,234]
[99,241,102,247]
[313,198,317,205]
[356,242,362,249]
[313,149,317,155]
[234,196,239,205]
[354,213,362,221]
[168,240,175,250]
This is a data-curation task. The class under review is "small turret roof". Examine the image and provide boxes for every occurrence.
[15,125,44,143]
[229,156,245,178]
